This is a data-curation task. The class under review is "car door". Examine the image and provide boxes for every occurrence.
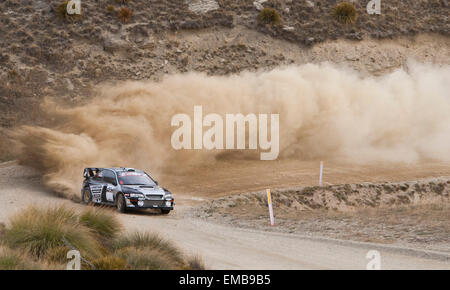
[103,169,118,203]
[89,170,107,203]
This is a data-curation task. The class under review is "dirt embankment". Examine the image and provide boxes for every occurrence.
[193,178,450,252]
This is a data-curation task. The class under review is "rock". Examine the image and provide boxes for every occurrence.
[306,0,314,7]
[66,78,74,91]
[103,34,132,53]
[186,0,219,14]
[283,25,295,31]
[306,37,315,45]
[253,0,267,10]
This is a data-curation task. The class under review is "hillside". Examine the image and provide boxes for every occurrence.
[0,0,449,130]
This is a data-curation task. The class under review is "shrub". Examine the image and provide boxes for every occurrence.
[106,5,116,13]
[46,245,71,263]
[1,206,206,270]
[92,255,129,270]
[113,232,184,266]
[79,207,121,240]
[117,7,133,23]
[116,247,174,270]
[185,255,206,270]
[257,8,281,25]
[0,246,44,270]
[3,206,101,260]
[332,2,358,24]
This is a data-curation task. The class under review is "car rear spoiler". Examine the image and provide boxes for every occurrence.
[83,168,101,179]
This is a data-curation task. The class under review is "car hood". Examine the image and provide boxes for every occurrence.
[121,185,166,195]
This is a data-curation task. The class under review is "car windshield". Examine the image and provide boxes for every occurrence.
[118,173,156,186]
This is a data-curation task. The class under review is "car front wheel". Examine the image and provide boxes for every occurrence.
[161,209,171,215]
[82,188,92,204]
[116,194,127,213]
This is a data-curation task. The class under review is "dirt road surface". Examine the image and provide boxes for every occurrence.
[1,161,449,269]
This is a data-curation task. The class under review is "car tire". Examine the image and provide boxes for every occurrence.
[82,187,92,204]
[161,209,171,215]
[116,193,127,213]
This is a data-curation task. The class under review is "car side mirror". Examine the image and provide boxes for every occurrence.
[155,181,158,185]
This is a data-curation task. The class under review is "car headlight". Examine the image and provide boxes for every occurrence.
[128,193,144,198]
[164,193,173,200]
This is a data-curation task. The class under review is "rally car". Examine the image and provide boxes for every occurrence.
[81,167,174,214]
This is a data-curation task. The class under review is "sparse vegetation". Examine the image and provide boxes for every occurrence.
[0,246,54,270]
[186,255,206,270]
[117,7,133,23]
[257,8,281,25]
[113,232,185,269]
[106,5,116,13]
[3,206,101,260]
[332,2,358,24]
[0,206,204,270]
[92,255,129,270]
[79,208,121,240]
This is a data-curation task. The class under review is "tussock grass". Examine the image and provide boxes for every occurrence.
[0,206,206,270]
[257,8,281,25]
[106,5,116,13]
[3,206,101,260]
[0,246,50,270]
[46,245,71,264]
[117,7,133,23]
[92,255,129,270]
[116,247,174,270]
[332,2,358,24]
[185,255,206,270]
[79,207,122,240]
[113,232,184,266]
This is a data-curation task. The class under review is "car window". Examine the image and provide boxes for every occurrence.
[117,172,156,186]
[93,170,104,182]
[103,170,117,185]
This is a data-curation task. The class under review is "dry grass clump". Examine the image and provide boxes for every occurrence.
[0,246,47,270]
[332,2,358,24]
[92,255,129,270]
[106,5,116,13]
[113,232,185,269]
[3,206,101,260]
[185,255,206,270]
[79,208,121,240]
[0,206,205,270]
[117,7,133,23]
[257,8,281,25]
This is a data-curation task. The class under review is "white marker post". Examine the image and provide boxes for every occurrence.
[319,161,324,187]
[267,189,274,226]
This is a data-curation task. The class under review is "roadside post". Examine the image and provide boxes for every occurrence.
[267,189,274,226]
[319,161,324,187]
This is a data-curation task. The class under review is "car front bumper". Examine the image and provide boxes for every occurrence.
[125,198,174,209]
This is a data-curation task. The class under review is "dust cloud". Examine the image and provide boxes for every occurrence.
[9,63,450,198]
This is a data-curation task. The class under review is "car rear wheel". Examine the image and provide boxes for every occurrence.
[161,209,171,215]
[82,188,92,204]
[116,193,127,213]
